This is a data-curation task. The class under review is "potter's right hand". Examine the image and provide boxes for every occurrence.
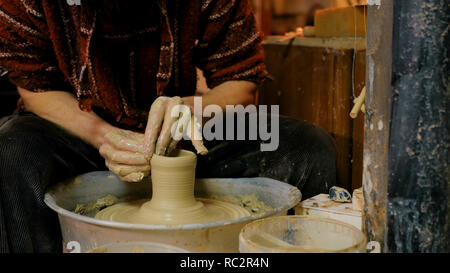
[99,129,150,182]
[143,96,207,157]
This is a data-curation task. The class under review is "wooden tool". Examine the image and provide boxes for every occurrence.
[350,86,366,119]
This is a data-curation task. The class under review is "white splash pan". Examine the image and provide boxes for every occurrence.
[44,171,301,253]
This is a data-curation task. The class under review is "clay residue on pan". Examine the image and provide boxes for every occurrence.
[211,194,273,215]
[73,177,83,185]
[75,193,272,218]
[75,193,272,219]
[86,247,108,253]
[86,245,147,253]
[74,194,119,217]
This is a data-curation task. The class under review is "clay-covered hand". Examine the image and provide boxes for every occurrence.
[143,96,207,157]
[99,129,150,182]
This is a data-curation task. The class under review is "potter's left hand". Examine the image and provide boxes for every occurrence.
[100,129,150,182]
[143,96,207,157]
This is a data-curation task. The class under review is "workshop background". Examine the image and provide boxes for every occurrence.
[253,0,368,192]
[0,0,448,254]
[0,0,368,192]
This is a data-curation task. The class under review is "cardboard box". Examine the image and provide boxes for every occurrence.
[314,5,367,37]
[295,194,362,230]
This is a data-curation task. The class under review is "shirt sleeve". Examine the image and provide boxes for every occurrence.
[0,0,68,92]
[195,0,269,89]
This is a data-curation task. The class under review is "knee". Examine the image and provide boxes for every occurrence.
[0,133,55,204]
[308,125,337,164]
[278,118,337,189]
[0,114,53,164]
[307,126,337,192]
[0,132,45,175]
[302,125,337,179]
[279,118,336,160]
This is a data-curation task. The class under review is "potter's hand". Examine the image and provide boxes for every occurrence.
[143,96,207,157]
[100,129,150,182]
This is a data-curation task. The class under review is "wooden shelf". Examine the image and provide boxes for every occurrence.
[259,38,365,190]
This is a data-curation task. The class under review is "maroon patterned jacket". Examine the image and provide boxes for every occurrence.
[0,0,267,130]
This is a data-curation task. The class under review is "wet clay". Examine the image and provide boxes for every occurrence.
[74,194,119,217]
[104,130,149,182]
[87,246,145,253]
[105,129,145,150]
[211,194,273,214]
[95,150,250,225]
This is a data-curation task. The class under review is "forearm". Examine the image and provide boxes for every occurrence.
[183,81,257,111]
[18,87,115,149]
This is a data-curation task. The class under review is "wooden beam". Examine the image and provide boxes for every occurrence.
[385,0,450,253]
[362,0,393,250]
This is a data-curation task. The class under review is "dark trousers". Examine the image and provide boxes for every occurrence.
[0,112,336,253]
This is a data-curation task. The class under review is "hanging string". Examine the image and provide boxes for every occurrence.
[351,4,358,99]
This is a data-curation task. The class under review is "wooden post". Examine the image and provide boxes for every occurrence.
[364,0,450,252]
[362,0,393,250]
[385,0,450,253]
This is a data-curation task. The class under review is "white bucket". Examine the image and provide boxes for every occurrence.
[239,216,367,253]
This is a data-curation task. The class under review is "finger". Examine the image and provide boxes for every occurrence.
[105,130,145,153]
[165,106,190,155]
[164,118,184,156]
[171,105,190,142]
[155,100,184,155]
[144,97,167,157]
[189,114,208,155]
[163,104,191,154]
[191,140,208,155]
[166,138,179,156]
[100,143,148,165]
[119,172,146,183]
[105,161,150,177]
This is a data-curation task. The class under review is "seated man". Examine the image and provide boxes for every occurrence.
[0,0,336,252]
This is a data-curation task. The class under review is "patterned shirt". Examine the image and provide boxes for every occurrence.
[0,0,268,130]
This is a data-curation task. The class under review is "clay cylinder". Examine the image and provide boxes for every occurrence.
[148,150,198,210]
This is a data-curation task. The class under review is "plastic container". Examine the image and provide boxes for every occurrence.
[239,216,367,253]
[87,242,190,253]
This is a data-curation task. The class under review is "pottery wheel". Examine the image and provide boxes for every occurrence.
[95,150,250,225]
[95,197,250,225]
